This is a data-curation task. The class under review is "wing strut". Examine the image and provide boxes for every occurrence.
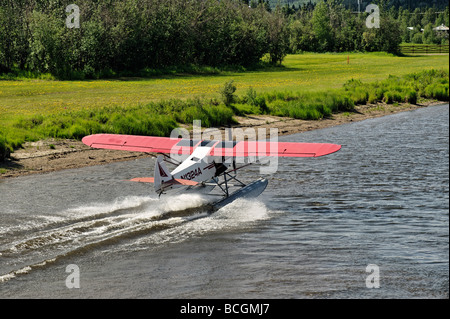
[212,170,247,198]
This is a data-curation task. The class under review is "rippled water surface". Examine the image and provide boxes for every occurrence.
[0,104,448,298]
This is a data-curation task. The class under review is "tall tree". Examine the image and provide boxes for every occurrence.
[312,0,332,52]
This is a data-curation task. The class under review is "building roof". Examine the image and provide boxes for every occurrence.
[434,24,449,31]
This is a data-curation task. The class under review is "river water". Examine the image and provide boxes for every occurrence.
[0,104,448,299]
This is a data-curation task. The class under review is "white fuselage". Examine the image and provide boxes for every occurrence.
[171,145,231,185]
[171,146,217,182]
[156,145,233,195]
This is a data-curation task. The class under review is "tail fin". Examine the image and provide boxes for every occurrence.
[154,155,172,193]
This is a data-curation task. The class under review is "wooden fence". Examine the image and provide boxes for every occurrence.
[401,44,449,54]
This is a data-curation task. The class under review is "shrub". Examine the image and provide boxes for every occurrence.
[404,88,418,104]
[205,104,236,126]
[14,115,44,130]
[0,134,11,161]
[268,100,325,120]
[325,94,354,112]
[348,87,369,105]
[424,83,449,101]
[383,91,403,104]
[244,87,257,105]
[220,80,237,106]
[176,106,211,126]
[368,90,378,104]
[233,103,262,115]
[343,78,364,91]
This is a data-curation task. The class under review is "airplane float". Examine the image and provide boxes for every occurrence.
[82,133,341,211]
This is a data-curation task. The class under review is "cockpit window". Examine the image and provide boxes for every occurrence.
[200,140,216,147]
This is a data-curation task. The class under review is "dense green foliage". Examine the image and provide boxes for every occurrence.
[397,6,450,45]
[0,0,288,79]
[0,133,9,161]
[286,1,448,54]
[267,0,449,11]
[1,0,447,80]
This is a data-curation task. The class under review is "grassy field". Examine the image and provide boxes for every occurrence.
[1,52,448,121]
[0,52,449,156]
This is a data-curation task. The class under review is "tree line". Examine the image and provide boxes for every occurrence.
[283,1,449,54]
[0,0,288,79]
[268,0,449,11]
[0,0,448,79]
[396,6,450,44]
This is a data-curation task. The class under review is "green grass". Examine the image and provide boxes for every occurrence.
[0,52,449,156]
[1,52,447,120]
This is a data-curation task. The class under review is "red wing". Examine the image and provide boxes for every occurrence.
[82,134,195,155]
[211,141,341,157]
[82,134,341,157]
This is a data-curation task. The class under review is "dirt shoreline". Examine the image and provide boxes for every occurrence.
[0,100,446,179]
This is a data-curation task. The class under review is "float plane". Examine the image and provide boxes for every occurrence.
[82,134,341,210]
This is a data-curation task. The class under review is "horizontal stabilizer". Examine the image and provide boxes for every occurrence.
[129,177,155,183]
[130,177,198,186]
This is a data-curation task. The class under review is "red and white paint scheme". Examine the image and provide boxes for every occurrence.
[82,134,341,204]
